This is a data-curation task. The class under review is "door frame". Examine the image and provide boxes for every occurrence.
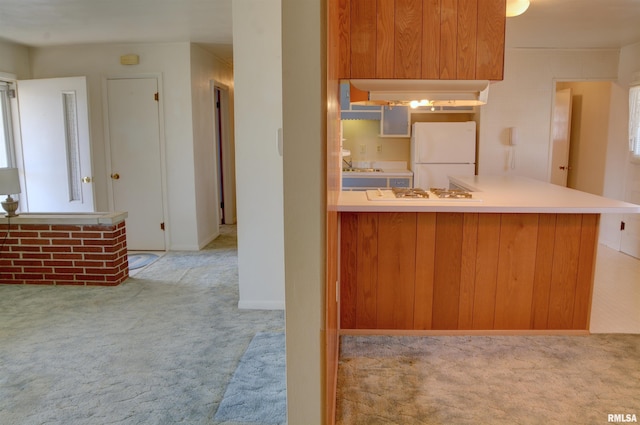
[101,73,170,249]
[211,80,236,225]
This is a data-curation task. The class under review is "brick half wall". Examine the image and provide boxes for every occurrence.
[0,221,129,286]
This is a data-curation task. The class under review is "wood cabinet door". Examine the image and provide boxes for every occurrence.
[337,0,506,80]
[350,0,377,78]
[476,0,506,80]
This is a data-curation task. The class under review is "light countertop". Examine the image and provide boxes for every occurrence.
[337,175,640,214]
[0,211,128,225]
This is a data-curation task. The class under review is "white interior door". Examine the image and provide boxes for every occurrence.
[106,78,165,251]
[550,88,573,186]
[17,76,94,212]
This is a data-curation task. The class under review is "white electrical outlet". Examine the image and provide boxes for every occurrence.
[377,144,382,153]
[360,144,366,154]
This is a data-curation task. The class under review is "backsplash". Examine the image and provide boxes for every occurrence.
[341,120,410,163]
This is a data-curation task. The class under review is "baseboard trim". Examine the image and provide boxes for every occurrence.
[339,329,590,337]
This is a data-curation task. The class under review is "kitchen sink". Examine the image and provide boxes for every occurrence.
[342,167,383,172]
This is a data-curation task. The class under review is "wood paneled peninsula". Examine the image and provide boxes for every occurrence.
[338,176,640,333]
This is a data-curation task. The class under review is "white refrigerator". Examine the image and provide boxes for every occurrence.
[410,121,477,189]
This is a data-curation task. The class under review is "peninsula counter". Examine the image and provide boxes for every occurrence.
[337,176,640,333]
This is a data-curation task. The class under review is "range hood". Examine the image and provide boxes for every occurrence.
[349,79,490,108]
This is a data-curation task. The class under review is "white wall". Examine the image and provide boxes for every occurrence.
[600,40,640,250]
[29,42,209,250]
[232,0,285,309]
[190,44,235,248]
[0,39,31,79]
[479,49,619,180]
[282,1,325,421]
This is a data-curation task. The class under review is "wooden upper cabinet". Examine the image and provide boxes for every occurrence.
[337,0,506,80]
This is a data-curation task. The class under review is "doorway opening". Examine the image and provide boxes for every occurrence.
[212,82,235,225]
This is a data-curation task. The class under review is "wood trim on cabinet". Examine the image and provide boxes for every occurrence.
[458,213,479,329]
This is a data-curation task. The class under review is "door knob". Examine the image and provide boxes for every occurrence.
[81,176,92,183]
[559,166,566,170]
[111,173,120,180]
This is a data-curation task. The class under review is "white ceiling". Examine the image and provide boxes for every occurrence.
[1,0,640,64]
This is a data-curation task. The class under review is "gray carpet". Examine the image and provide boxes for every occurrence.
[127,252,160,270]
[214,332,286,424]
[337,334,640,425]
[0,225,285,425]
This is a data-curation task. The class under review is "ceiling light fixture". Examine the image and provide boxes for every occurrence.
[506,0,530,17]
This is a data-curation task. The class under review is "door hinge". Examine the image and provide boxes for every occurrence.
[220,202,224,209]
[621,221,626,231]
[160,222,165,231]
[216,100,221,108]
[7,89,16,99]
[154,92,159,102]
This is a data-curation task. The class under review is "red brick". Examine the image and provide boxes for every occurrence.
[22,253,52,260]
[52,239,82,246]
[12,245,41,252]
[2,238,19,245]
[39,232,71,238]
[42,246,73,253]
[24,267,53,274]
[53,253,83,260]
[44,260,74,267]
[20,224,50,231]
[51,225,80,231]
[13,260,43,267]
[54,267,84,274]
[0,267,21,273]
[24,280,54,285]
[82,239,113,247]
[75,260,108,268]
[45,274,77,281]
[15,273,45,280]
[11,231,40,238]
[72,246,104,253]
[21,239,51,246]
[71,232,103,239]
[84,253,117,261]
[85,268,115,275]
[83,274,107,281]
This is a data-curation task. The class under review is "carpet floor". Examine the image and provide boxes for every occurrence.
[0,225,285,425]
[336,334,640,425]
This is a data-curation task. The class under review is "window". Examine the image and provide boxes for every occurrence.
[0,81,16,167]
[630,84,640,158]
